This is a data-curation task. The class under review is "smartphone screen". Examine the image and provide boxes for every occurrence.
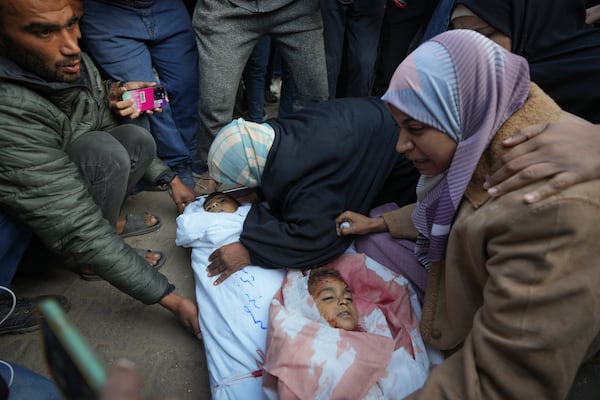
[38,299,106,400]
[122,86,167,112]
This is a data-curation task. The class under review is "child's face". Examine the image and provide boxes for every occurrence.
[204,194,239,213]
[311,277,359,331]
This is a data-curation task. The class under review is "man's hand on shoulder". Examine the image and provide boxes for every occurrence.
[484,119,600,203]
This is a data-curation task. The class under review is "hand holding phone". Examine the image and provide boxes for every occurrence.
[122,86,168,112]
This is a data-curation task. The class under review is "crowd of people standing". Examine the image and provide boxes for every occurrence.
[1,0,600,399]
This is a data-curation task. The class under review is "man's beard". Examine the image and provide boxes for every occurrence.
[1,33,81,83]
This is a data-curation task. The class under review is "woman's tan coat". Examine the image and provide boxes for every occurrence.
[384,85,600,399]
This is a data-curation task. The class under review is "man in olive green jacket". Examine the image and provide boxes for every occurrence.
[0,0,200,337]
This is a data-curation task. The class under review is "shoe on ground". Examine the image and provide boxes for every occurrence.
[118,212,162,238]
[129,180,168,195]
[265,90,279,104]
[0,294,70,335]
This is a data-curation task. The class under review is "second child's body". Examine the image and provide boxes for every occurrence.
[264,254,434,399]
[176,194,284,400]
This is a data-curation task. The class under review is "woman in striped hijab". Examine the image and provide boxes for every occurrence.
[337,29,600,399]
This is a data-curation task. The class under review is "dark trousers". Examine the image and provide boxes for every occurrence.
[320,0,387,98]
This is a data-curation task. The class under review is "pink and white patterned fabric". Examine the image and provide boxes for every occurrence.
[263,253,434,399]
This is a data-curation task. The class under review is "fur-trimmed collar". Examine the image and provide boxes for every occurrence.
[464,83,562,208]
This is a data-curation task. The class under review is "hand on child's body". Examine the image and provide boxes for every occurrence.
[202,192,251,285]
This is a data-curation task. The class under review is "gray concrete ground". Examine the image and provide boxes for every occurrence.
[0,188,211,399]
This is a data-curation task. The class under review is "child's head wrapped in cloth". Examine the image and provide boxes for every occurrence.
[307,268,360,332]
[263,253,433,400]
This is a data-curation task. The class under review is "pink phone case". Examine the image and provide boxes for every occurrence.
[122,87,167,112]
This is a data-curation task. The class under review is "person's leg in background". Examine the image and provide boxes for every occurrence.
[0,362,62,400]
[243,36,271,122]
[420,0,453,42]
[277,60,295,117]
[66,126,155,227]
[320,0,347,99]
[344,0,387,97]
[193,0,263,162]
[146,0,201,177]
[264,43,295,118]
[271,0,329,113]
[264,41,281,104]
[0,213,31,291]
[0,212,69,336]
[371,0,439,96]
[80,0,198,189]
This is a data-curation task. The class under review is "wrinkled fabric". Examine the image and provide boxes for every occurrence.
[227,97,402,269]
[176,200,285,400]
[208,119,275,187]
[382,30,529,266]
[264,253,434,400]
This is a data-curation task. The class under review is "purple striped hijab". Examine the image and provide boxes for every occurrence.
[382,30,530,268]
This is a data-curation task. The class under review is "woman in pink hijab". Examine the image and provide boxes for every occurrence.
[337,30,600,399]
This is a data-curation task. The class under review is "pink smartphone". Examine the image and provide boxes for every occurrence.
[122,86,167,112]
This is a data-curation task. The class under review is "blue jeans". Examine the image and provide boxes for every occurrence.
[0,362,61,400]
[421,0,455,42]
[320,0,387,98]
[277,62,295,118]
[243,36,271,123]
[0,213,31,288]
[81,0,199,168]
[266,44,295,118]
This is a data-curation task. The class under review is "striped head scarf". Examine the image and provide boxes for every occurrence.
[208,118,275,187]
[382,29,530,268]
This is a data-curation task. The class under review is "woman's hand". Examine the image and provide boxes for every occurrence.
[207,242,250,285]
[484,120,600,203]
[335,211,388,236]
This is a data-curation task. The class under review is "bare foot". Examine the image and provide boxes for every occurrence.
[143,250,162,266]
